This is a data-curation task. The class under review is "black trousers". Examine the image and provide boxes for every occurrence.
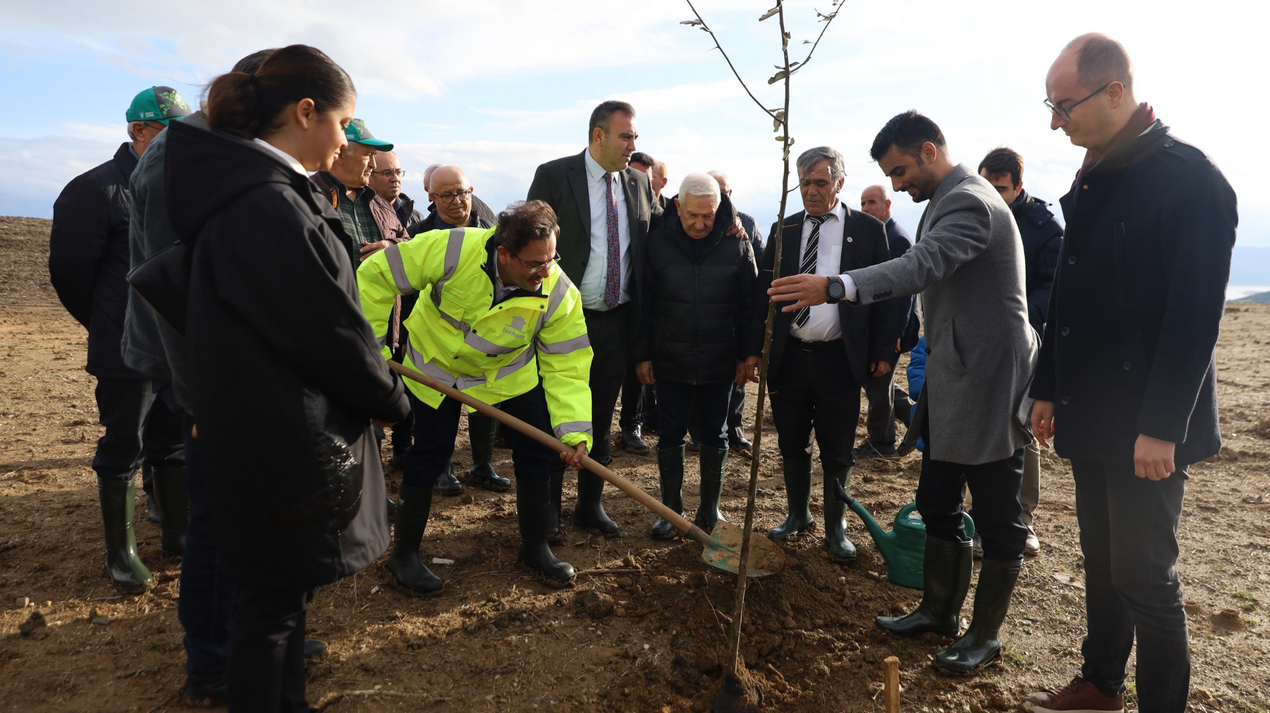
[656,379,732,451]
[405,385,555,489]
[618,362,645,430]
[92,378,184,483]
[1072,460,1190,712]
[862,367,904,447]
[916,448,1027,562]
[552,306,630,473]
[228,587,311,713]
[767,340,859,472]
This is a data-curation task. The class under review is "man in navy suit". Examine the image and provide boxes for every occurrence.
[527,101,662,537]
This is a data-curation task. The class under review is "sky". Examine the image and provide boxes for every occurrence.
[1,0,1266,254]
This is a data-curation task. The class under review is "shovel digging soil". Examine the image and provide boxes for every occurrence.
[387,361,784,578]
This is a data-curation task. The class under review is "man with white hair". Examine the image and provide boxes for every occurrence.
[635,172,757,538]
[369,151,425,229]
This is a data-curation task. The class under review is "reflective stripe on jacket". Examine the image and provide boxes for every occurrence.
[358,226,594,449]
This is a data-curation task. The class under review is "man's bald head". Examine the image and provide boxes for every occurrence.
[428,165,474,227]
[422,163,443,193]
[1058,33,1134,96]
[860,184,891,222]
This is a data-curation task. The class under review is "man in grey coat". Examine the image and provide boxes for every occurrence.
[768,110,1037,674]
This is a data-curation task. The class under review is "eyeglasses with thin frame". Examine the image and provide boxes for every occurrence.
[1044,82,1112,122]
[433,187,473,203]
[370,168,406,178]
[515,253,561,274]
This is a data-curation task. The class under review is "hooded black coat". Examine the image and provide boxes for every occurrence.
[165,121,409,591]
[1031,122,1237,466]
[636,194,757,384]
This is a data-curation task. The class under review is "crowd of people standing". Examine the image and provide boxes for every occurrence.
[46,31,1236,713]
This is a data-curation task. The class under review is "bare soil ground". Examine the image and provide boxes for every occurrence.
[1,215,1268,713]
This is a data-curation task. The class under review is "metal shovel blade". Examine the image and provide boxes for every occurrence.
[699,521,784,577]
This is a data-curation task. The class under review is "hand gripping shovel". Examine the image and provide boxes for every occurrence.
[388,361,783,577]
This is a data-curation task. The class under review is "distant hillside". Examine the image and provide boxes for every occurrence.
[1238,291,1270,304]
[1231,246,1270,285]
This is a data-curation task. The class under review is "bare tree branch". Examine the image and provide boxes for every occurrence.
[794,6,841,72]
[684,0,780,123]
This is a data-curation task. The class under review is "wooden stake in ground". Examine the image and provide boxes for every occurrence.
[884,655,901,713]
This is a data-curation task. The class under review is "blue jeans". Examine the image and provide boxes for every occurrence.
[656,379,732,451]
[178,415,235,682]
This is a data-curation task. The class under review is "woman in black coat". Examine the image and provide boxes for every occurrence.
[165,45,409,712]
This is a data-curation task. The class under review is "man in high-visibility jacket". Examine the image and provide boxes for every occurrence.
[359,200,593,588]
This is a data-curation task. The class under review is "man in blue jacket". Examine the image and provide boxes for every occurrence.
[979,147,1063,557]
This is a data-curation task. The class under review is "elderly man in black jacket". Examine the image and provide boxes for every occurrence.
[49,85,191,592]
[1026,35,1237,713]
[636,173,757,537]
[978,147,1063,558]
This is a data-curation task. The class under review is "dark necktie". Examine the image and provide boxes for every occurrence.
[793,214,830,328]
[603,173,621,308]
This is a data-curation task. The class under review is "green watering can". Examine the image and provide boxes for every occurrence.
[831,481,974,590]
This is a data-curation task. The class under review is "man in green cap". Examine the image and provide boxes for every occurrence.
[49,86,192,592]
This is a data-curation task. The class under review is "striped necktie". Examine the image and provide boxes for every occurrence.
[793,213,830,328]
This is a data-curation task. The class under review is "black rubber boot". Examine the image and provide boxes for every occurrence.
[517,477,576,586]
[767,456,814,541]
[98,479,153,591]
[385,484,443,594]
[876,536,973,637]
[151,463,189,557]
[936,558,1022,672]
[546,466,565,543]
[651,445,685,539]
[695,446,728,534]
[573,471,618,535]
[467,413,510,491]
[435,457,464,496]
[822,468,856,562]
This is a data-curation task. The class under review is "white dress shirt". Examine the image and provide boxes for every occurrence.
[253,138,307,175]
[790,201,847,342]
[579,149,632,310]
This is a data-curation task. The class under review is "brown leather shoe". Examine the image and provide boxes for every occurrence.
[1026,676,1125,713]
[1024,526,1041,557]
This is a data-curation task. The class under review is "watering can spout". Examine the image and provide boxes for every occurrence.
[832,480,899,565]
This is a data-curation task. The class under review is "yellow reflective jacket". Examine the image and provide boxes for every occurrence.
[358,227,593,449]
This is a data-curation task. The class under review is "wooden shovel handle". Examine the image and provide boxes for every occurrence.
[387,361,713,544]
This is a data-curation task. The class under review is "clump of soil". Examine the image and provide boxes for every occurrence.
[2,216,1269,712]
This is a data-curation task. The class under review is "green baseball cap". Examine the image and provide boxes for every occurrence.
[345,118,393,151]
[126,86,192,125]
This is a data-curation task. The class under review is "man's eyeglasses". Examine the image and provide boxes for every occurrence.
[370,169,407,178]
[1044,82,1111,122]
[515,253,561,274]
[434,187,473,203]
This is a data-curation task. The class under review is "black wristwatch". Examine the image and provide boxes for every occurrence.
[826,276,846,303]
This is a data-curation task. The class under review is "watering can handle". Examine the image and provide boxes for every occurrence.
[895,503,976,538]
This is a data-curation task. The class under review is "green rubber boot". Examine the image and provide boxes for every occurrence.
[876,536,973,637]
[767,456,813,541]
[98,479,153,591]
[695,446,728,534]
[385,484,443,594]
[823,468,856,562]
[936,558,1022,672]
[151,463,189,557]
[651,445,685,539]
